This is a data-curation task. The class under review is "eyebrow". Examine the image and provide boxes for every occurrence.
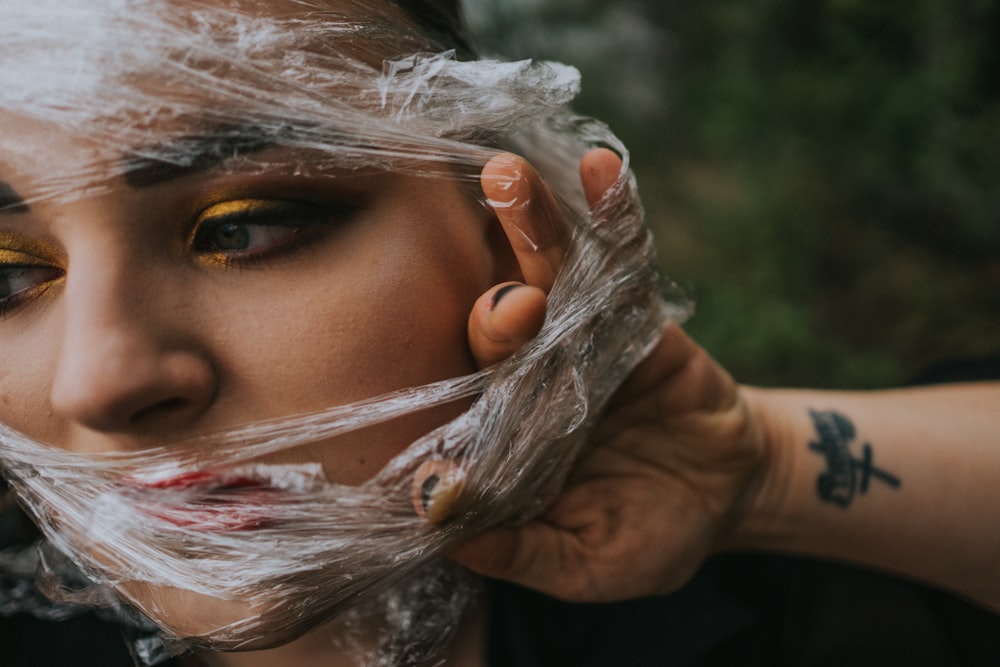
[0,181,29,214]
[121,125,279,188]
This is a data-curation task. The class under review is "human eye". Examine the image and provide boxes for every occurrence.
[190,198,357,266]
[0,251,63,318]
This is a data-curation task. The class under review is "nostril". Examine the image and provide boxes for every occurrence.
[129,397,190,425]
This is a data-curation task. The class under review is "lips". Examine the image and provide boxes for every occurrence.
[119,464,325,532]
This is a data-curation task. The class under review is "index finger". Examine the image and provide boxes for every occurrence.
[480,153,566,292]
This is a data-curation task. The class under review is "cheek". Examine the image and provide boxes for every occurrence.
[213,221,490,484]
[247,235,481,400]
[341,215,491,388]
[0,328,64,444]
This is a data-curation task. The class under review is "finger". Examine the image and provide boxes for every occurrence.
[468,150,621,371]
[481,153,567,292]
[468,282,547,368]
[579,147,623,208]
[411,459,467,524]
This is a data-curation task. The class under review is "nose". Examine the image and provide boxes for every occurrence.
[49,245,217,435]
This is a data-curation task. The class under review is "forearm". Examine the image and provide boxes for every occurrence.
[729,382,1000,611]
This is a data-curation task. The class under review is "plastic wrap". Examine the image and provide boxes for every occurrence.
[0,1,685,665]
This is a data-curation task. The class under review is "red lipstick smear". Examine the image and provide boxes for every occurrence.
[120,466,320,532]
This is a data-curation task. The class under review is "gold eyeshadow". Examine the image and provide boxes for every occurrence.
[191,246,233,268]
[187,191,360,271]
[0,231,64,266]
[189,198,305,268]
[193,199,281,226]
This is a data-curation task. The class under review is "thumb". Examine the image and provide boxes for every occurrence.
[467,282,547,368]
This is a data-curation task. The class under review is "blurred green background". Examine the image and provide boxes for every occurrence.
[465,0,1000,389]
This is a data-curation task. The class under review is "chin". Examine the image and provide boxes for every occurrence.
[118,581,318,651]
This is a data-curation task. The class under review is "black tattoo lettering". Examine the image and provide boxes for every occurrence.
[808,409,900,508]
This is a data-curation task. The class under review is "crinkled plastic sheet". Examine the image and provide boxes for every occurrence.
[0,1,685,665]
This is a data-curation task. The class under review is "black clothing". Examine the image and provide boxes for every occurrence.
[4,555,1000,667]
[487,555,1000,666]
[2,611,133,667]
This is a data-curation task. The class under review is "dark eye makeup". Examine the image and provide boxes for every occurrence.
[0,169,367,320]
[0,264,63,318]
[189,197,360,267]
[0,234,65,319]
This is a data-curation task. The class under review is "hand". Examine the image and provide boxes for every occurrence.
[425,148,769,603]
[410,149,619,523]
[434,151,1000,612]
[465,147,622,367]
[457,323,767,601]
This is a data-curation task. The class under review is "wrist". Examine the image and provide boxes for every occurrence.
[715,386,801,553]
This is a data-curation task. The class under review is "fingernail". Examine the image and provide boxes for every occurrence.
[601,144,624,161]
[421,474,440,514]
[425,470,464,523]
[491,284,520,310]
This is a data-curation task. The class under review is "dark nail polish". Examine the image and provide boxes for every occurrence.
[491,284,519,310]
[421,474,440,513]
[605,145,624,161]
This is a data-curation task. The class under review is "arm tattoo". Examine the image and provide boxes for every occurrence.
[808,409,900,508]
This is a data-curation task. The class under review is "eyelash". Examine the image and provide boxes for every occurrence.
[0,265,63,319]
[189,199,359,268]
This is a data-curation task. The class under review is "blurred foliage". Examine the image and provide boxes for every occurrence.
[465,0,1000,388]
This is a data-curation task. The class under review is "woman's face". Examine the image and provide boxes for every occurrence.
[0,0,517,645]
[0,113,499,482]
[0,111,506,639]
